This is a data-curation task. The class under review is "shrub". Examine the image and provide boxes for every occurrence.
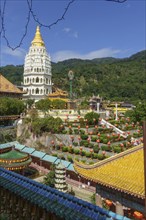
[97,154,104,160]
[67,155,73,163]
[75,157,79,161]
[73,142,78,146]
[81,150,86,156]
[93,153,98,159]
[52,153,58,157]
[81,159,86,163]
[74,149,80,154]
[89,161,94,165]
[91,136,97,142]
[101,145,112,152]
[85,152,91,158]
[62,146,68,152]
[113,146,121,153]
[74,129,79,134]
[61,130,67,134]
[93,146,99,153]
[81,134,88,140]
[80,129,85,134]
[102,139,108,144]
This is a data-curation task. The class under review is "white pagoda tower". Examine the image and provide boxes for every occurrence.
[23,26,52,101]
[55,162,68,193]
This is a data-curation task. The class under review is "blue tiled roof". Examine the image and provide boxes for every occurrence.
[15,143,26,150]
[31,150,46,158]
[42,155,58,163]
[0,141,19,149]
[22,147,35,154]
[0,167,130,220]
[67,163,74,171]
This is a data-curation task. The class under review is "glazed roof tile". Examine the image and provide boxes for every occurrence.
[0,167,130,220]
[0,74,23,94]
[74,144,144,198]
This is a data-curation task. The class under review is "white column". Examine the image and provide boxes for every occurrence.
[97,103,100,113]
[95,193,102,208]
[116,201,124,216]
[115,103,118,121]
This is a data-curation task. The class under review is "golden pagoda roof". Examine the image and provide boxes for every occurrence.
[74,144,144,198]
[0,74,23,94]
[48,87,68,98]
[31,26,45,47]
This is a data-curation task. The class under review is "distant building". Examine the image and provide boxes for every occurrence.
[0,74,23,98]
[23,26,52,101]
[89,95,103,112]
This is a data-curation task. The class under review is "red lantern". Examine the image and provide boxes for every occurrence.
[80,147,83,151]
[133,211,143,219]
[78,125,80,129]
[78,136,81,141]
[96,139,100,143]
[78,115,80,119]
[69,125,72,129]
[95,125,98,129]
[102,151,106,156]
[86,125,89,129]
[107,141,111,145]
[105,199,112,207]
[51,140,54,145]
[90,149,93,153]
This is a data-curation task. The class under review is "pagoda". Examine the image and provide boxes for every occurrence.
[55,162,68,193]
[0,147,32,171]
[23,26,52,101]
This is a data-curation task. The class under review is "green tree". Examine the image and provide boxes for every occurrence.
[0,97,25,116]
[35,99,51,114]
[52,99,67,109]
[43,165,55,187]
[84,111,100,125]
[125,103,146,125]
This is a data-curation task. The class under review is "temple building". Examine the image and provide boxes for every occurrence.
[0,146,32,171]
[23,26,52,101]
[74,144,144,218]
[0,74,23,98]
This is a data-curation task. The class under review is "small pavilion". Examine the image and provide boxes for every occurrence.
[0,146,32,171]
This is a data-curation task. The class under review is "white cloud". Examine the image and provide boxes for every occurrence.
[52,48,121,62]
[63,27,71,33]
[2,47,26,59]
[73,31,78,39]
[63,28,78,39]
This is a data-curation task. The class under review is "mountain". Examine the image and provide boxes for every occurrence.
[0,50,146,101]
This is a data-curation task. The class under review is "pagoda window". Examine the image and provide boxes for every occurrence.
[27,88,28,93]
[32,89,34,94]
[40,78,42,83]
[34,68,36,72]
[46,78,48,84]
[33,78,35,83]
[37,68,39,72]
[36,77,39,83]
[36,88,39,94]
[40,89,43,94]
[27,78,29,83]
[46,89,48,94]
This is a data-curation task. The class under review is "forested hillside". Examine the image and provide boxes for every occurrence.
[0,50,145,101]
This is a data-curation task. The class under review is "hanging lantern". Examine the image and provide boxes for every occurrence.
[105,199,112,207]
[133,211,143,219]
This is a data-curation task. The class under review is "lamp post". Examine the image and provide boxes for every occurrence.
[68,70,74,100]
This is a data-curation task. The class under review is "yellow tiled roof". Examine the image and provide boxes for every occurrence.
[0,74,23,94]
[74,144,144,198]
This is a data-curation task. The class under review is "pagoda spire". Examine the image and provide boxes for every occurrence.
[31,26,45,47]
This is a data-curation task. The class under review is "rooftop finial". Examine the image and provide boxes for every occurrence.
[31,26,45,47]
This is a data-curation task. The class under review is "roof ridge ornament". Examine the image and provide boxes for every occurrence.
[31,26,45,47]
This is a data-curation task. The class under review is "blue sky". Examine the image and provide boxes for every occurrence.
[0,0,145,66]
